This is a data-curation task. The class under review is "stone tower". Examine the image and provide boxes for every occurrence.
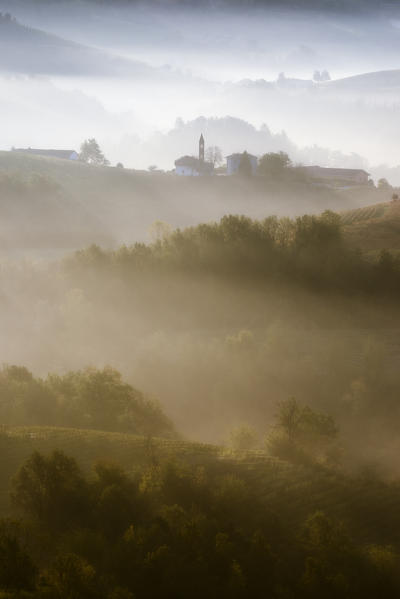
[199,133,204,163]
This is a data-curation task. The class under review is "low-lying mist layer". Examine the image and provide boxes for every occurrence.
[0,153,394,255]
[1,213,400,474]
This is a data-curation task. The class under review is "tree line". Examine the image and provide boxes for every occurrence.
[68,212,400,296]
[0,365,174,438]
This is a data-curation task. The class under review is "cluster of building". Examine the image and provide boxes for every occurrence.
[174,134,258,177]
[11,139,370,187]
[174,135,370,186]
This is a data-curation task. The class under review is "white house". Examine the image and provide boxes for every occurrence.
[226,152,258,175]
[12,148,79,161]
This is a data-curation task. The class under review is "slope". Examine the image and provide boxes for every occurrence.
[0,150,390,255]
[342,200,400,253]
[0,13,164,77]
[2,425,400,550]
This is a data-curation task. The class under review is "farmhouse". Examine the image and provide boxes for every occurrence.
[175,134,214,176]
[226,152,258,175]
[12,148,79,161]
[302,166,370,186]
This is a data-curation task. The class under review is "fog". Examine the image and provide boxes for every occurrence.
[3,5,400,595]
[0,0,400,466]
[1,228,400,478]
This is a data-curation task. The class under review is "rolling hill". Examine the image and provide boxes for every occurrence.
[323,69,400,94]
[0,425,222,515]
[2,424,400,551]
[342,200,400,253]
[0,150,393,256]
[0,13,170,78]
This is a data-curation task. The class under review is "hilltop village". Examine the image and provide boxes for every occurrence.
[11,133,376,190]
[173,134,372,188]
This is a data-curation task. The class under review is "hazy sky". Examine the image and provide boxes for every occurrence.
[1,0,400,171]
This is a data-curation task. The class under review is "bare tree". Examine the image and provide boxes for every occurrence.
[205,146,223,166]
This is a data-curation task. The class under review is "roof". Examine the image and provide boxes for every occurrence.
[227,153,258,160]
[12,148,78,159]
[303,166,370,176]
[175,155,201,168]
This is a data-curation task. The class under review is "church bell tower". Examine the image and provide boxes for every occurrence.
[199,133,204,163]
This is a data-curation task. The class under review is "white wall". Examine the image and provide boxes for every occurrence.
[175,165,199,176]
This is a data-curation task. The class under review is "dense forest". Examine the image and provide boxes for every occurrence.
[2,211,400,597]
[2,435,400,598]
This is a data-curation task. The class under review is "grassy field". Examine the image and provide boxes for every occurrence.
[342,200,400,253]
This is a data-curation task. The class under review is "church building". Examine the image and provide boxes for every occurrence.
[174,134,214,176]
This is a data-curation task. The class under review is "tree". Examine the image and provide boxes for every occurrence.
[229,424,259,451]
[148,220,172,242]
[300,511,358,597]
[79,138,110,166]
[258,151,292,179]
[47,553,98,599]
[0,521,36,591]
[12,450,88,530]
[267,398,338,463]
[377,178,391,191]
[205,146,223,166]
[277,398,337,442]
[321,69,331,81]
[275,397,304,443]
[237,151,253,177]
[92,461,143,539]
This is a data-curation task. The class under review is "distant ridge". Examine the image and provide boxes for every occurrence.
[0,14,165,77]
[324,69,400,92]
[61,0,400,12]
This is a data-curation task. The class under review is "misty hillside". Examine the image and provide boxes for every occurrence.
[342,200,400,253]
[0,13,163,77]
[1,423,400,550]
[2,2,400,597]
[0,425,220,515]
[0,150,392,254]
[23,0,400,13]
[323,69,400,93]
[241,69,400,96]
[5,427,400,599]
